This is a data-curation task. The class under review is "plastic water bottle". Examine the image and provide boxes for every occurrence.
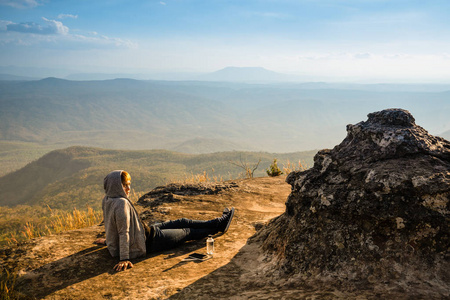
[206,235,214,255]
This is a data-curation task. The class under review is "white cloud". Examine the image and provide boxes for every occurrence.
[0,17,136,49]
[0,0,40,9]
[70,33,138,49]
[5,17,69,35]
[160,1,166,5]
[42,18,69,35]
[58,14,78,20]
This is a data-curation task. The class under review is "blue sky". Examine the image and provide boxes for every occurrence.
[1,0,450,82]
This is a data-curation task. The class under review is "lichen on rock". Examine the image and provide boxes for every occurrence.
[255,108,450,296]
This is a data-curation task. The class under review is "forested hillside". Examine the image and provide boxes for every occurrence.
[0,146,315,210]
[0,146,314,244]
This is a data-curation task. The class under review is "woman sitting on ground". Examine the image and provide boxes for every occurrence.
[95,170,235,272]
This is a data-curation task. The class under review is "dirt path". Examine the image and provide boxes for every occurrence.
[3,177,292,299]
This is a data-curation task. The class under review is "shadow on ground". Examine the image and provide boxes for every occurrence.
[167,239,398,300]
[16,236,206,299]
[17,245,113,298]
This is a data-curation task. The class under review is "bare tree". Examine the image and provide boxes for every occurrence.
[229,155,261,179]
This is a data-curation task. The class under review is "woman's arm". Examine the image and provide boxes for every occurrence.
[115,200,132,264]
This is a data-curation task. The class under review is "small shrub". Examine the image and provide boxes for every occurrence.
[266,159,283,177]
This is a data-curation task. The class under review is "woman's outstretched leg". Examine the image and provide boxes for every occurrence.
[153,208,234,232]
[154,217,219,230]
[147,208,235,253]
[149,227,213,252]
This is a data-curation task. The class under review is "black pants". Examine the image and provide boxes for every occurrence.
[145,217,219,252]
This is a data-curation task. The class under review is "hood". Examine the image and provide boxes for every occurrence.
[103,170,128,199]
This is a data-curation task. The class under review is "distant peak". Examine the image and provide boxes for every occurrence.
[213,66,276,73]
[220,66,270,70]
[201,66,288,83]
[40,77,68,82]
[109,78,140,82]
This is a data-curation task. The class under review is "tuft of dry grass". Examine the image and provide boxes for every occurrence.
[46,206,101,235]
[0,268,19,300]
[21,222,36,240]
[171,170,224,185]
[282,160,309,175]
[4,234,18,246]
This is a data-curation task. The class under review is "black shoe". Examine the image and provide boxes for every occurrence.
[219,207,235,233]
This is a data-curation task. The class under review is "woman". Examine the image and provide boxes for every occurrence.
[95,170,235,272]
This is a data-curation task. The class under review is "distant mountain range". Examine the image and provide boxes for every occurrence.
[3,64,450,88]
[1,65,295,82]
[196,67,295,83]
[0,66,296,82]
[0,73,40,81]
[1,77,449,154]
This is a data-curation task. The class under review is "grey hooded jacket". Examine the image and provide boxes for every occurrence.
[102,170,146,260]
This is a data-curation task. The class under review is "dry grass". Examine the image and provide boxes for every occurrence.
[1,207,102,298]
[282,160,309,175]
[172,170,224,185]
[0,268,18,300]
[129,189,143,203]
[6,206,102,244]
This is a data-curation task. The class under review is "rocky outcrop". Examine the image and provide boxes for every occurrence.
[136,182,239,223]
[137,182,238,208]
[256,109,449,296]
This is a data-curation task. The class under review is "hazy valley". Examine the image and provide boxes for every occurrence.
[1,77,450,158]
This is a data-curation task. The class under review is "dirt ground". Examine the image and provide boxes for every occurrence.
[3,177,296,299]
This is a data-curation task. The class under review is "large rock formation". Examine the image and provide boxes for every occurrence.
[256,109,449,295]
